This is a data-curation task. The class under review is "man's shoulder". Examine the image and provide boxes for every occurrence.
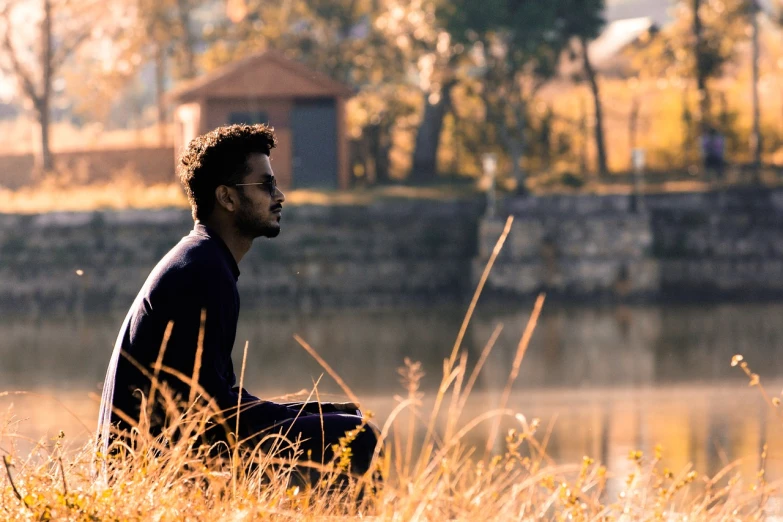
[155,235,226,278]
[130,235,236,314]
[171,233,220,261]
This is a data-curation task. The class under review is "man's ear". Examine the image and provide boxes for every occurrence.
[215,185,238,212]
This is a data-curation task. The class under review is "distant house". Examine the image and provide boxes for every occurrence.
[168,51,354,190]
[586,17,658,77]
[559,17,659,79]
[604,0,671,27]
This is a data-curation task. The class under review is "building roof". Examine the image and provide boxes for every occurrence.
[588,16,658,76]
[589,17,656,69]
[605,0,671,26]
[168,51,354,103]
[605,0,775,25]
[558,17,657,79]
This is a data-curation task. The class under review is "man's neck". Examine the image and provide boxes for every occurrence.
[197,219,252,264]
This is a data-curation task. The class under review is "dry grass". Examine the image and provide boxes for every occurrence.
[0,179,188,214]
[3,404,772,522]
[4,160,773,215]
[4,174,782,215]
[0,174,480,215]
[1,344,777,521]
[0,217,780,521]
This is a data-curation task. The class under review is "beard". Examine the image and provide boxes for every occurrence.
[235,194,280,238]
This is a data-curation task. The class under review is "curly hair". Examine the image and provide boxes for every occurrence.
[178,124,278,221]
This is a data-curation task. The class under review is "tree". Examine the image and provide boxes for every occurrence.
[567,0,607,176]
[627,1,747,168]
[749,0,761,167]
[692,0,709,130]
[171,0,199,80]
[579,35,608,176]
[682,0,747,130]
[129,0,205,140]
[206,0,479,184]
[0,0,104,172]
[204,0,375,83]
[66,0,208,142]
[204,0,425,184]
[376,0,461,183]
[442,0,604,192]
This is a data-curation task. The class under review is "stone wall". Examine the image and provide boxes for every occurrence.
[478,198,657,300]
[3,188,783,313]
[0,199,483,314]
[477,187,783,300]
[648,188,783,299]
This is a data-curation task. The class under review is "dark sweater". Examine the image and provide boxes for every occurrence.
[97,224,299,445]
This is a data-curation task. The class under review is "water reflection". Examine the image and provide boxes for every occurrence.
[1,303,782,487]
[3,303,782,392]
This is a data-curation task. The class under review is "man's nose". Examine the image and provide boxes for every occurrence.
[276,188,286,203]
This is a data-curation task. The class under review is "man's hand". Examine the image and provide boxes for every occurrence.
[283,401,362,417]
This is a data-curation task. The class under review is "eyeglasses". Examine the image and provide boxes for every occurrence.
[232,178,278,196]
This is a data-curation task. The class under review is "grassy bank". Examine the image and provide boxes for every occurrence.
[0,176,484,215]
[1,332,777,519]
[5,158,783,215]
[1,218,779,521]
[0,358,776,521]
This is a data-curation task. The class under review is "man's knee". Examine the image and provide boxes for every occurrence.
[320,413,376,435]
[252,413,381,470]
[320,414,381,472]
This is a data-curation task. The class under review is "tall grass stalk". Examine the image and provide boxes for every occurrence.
[416,215,514,477]
[485,294,545,458]
[232,340,250,498]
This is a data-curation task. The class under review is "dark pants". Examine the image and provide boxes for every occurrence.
[251,412,381,488]
[113,401,382,491]
[705,156,725,182]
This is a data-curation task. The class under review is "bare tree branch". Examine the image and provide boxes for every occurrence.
[51,0,104,70]
[0,4,42,105]
[0,0,101,172]
[51,29,91,70]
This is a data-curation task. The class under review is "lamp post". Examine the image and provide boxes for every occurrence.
[631,148,646,213]
[482,153,498,218]
[750,0,762,175]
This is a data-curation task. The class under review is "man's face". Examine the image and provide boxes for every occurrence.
[234,153,285,239]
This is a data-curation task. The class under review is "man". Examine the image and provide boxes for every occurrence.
[701,126,726,185]
[96,124,379,485]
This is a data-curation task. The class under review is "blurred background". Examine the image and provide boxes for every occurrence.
[2,0,783,492]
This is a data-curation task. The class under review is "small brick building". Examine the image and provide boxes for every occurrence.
[168,52,353,190]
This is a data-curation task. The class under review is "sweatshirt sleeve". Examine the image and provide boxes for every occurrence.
[181,262,301,438]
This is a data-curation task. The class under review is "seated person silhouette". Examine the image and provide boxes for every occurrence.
[95,124,380,488]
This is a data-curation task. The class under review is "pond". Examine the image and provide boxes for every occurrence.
[2,302,782,489]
